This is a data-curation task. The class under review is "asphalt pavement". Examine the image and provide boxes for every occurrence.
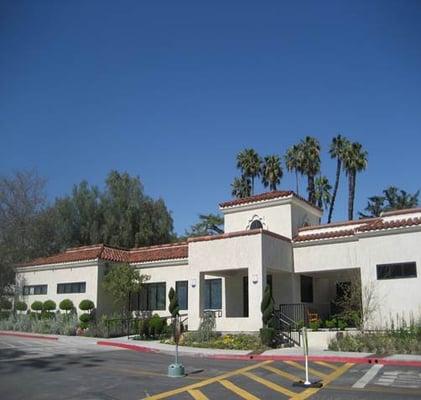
[1,335,421,400]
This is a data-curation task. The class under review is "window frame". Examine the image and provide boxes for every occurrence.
[376,262,417,280]
[204,278,222,310]
[140,282,166,311]
[175,280,188,310]
[23,284,48,295]
[57,282,86,294]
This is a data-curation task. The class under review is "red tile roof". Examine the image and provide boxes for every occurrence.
[294,229,356,242]
[358,217,421,233]
[219,191,322,212]
[188,228,291,243]
[21,242,188,267]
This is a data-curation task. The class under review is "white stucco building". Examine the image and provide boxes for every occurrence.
[16,191,421,332]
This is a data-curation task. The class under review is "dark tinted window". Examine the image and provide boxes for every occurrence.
[300,275,313,303]
[140,283,166,310]
[176,281,188,310]
[377,262,417,280]
[250,220,263,230]
[57,282,86,294]
[23,285,47,295]
[204,279,222,309]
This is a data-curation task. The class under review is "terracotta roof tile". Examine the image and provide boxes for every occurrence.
[129,244,188,263]
[188,229,291,243]
[294,229,356,242]
[357,217,421,232]
[219,191,322,212]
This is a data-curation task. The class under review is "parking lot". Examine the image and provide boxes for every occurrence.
[1,335,421,400]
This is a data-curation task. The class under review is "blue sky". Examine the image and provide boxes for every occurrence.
[1,0,420,234]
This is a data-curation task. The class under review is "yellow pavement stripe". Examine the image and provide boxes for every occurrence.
[261,365,302,382]
[289,362,354,400]
[284,361,329,379]
[187,389,209,400]
[142,360,272,399]
[314,361,337,370]
[242,371,297,397]
[219,379,260,400]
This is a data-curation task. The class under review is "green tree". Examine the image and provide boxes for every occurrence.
[261,155,283,191]
[231,176,251,198]
[185,213,224,237]
[103,263,149,316]
[285,144,303,195]
[343,142,368,220]
[314,176,332,211]
[300,136,321,205]
[59,299,74,314]
[236,149,262,195]
[328,134,350,223]
[168,287,179,317]
[359,187,419,218]
[15,301,27,312]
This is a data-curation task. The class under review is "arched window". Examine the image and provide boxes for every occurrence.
[250,220,263,230]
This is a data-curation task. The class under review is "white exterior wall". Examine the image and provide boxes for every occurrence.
[16,261,100,313]
[358,229,421,328]
[293,239,359,273]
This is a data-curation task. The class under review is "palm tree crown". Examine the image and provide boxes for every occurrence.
[314,176,332,211]
[231,176,251,199]
[261,155,283,191]
[236,149,262,195]
[285,144,303,194]
[300,136,321,205]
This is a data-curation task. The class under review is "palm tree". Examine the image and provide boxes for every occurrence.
[359,195,386,218]
[261,155,283,191]
[300,136,321,205]
[315,176,332,210]
[231,176,251,198]
[327,134,350,223]
[285,145,303,195]
[236,149,262,195]
[343,142,368,220]
[383,186,419,210]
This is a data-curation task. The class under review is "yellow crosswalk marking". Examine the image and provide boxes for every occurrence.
[314,361,337,370]
[142,360,272,399]
[261,365,302,382]
[284,361,329,379]
[219,379,260,400]
[188,389,209,400]
[289,363,354,400]
[241,371,297,397]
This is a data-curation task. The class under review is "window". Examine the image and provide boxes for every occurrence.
[176,281,188,310]
[204,278,222,309]
[140,283,166,311]
[300,275,313,303]
[57,282,86,294]
[266,274,273,291]
[23,285,47,295]
[377,262,417,280]
[250,220,263,230]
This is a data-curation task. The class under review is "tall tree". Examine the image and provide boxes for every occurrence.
[185,213,224,237]
[327,134,350,223]
[359,187,419,218]
[314,176,332,211]
[343,142,368,220]
[261,155,283,191]
[236,148,262,195]
[231,176,251,198]
[300,136,321,205]
[285,144,303,195]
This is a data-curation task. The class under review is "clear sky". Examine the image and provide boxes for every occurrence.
[1,0,420,234]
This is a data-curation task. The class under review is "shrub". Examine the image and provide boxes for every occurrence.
[259,285,275,347]
[43,300,56,311]
[31,301,43,312]
[0,311,11,320]
[79,313,91,323]
[15,301,28,312]
[0,298,12,310]
[59,299,74,313]
[309,320,321,331]
[149,314,166,338]
[79,299,95,312]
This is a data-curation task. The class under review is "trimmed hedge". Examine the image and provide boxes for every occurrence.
[59,299,74,313]
[79,299,95,312]
[43,300,56,311]
[15,301,28,312]
[31,301,43,312]
[0,298,12,310]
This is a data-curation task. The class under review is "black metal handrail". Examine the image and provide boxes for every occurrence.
[273,309,301,347]
[279,303,309,327]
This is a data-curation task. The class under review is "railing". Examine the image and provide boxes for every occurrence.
[273,309,301,347]
[279,303,309,327]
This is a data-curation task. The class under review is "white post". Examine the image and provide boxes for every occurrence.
[302,327,311,385]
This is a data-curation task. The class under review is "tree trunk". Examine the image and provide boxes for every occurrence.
[307,174,315,205]
[295,171,299,195]
[251,176,254,195]
[328,159,341,223]
[348,171,355,220]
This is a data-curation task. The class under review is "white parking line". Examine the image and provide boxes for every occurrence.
[352,364,384,388]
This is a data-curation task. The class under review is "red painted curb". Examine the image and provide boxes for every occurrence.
[0,331,58,341]
[97,341,157,353]
[98,341,421,368]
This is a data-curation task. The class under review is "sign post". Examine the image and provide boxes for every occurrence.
[293,327,323,388]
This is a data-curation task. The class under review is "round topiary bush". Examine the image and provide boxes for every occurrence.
[42,300,56,311]
[59,299,74,313]
[15,301,28,312]
[79,299,95,312]
[0,298,13,310]
[79,313,91,323]
[31,301,43,312]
